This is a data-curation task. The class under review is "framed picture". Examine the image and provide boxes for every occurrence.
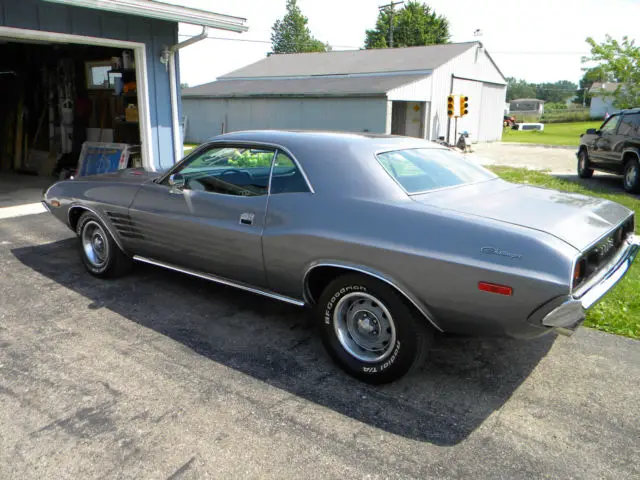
[77,142,130,177]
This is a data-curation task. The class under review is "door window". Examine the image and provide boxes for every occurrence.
[617,114,640,137]
[168,146,275,197]
[600,115,620,134]
[270,151,311,194]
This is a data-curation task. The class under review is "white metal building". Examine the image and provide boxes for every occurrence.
[183,42,507,144]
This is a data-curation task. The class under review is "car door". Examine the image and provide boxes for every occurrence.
[127,144,275,287]
[590,114,621,170]
[614,113,640,172]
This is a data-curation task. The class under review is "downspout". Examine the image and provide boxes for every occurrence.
[168,26,209,163]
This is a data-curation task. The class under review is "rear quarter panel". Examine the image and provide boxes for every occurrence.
[263,193,576,337]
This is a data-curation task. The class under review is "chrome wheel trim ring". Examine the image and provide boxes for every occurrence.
[81,220,109,268]
[579,153,587,172]
[333,292,397,363]
[625,164,637,188]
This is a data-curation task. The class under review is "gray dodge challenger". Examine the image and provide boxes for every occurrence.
[43,131,640,383]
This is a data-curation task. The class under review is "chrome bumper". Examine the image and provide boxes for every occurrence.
[540,235,640,336]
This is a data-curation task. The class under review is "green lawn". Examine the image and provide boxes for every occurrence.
[501,121,602,146]
[183,143,198,157]
[490,166,640,340]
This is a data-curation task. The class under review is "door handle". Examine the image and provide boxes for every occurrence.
[239,212,255,225]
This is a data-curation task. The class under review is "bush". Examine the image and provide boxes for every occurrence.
[541,108,594,123]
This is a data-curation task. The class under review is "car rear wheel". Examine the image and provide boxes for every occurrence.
[316,274,432,384]
[577,150,594,179]
[623,158,640,193]
[77,212,132,278]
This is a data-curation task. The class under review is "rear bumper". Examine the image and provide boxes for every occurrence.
[534,235,640,336]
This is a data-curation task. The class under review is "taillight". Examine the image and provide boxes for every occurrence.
[573,258,586,289]
[478,282,513,296]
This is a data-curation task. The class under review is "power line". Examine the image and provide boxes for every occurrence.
[177,34,358,49]
[493,51,590,55]
[178,35,592,55]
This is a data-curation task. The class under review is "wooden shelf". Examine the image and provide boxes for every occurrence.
[108,68,136,74]
[113,92,138,98]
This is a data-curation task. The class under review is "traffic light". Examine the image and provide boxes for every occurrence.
[459,96,469,117]
[447,95,455,118]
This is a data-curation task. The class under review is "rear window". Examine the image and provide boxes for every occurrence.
[376,148,496,194]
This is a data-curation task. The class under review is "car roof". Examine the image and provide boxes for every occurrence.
[210,129,444,144]
[612,108,640,115]
[203,130,450,198]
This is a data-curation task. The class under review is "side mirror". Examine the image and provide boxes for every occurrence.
[586,128,598,135]
[168,173,185,190]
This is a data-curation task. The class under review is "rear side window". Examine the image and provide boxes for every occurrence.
[269,151,310,194]
[618,114,640,137]
[376,148,495,194]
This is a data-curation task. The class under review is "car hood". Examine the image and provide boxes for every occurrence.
[412,179,633,251]
[77,168,161,185]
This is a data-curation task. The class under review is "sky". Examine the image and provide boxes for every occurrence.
[168,0,640,88]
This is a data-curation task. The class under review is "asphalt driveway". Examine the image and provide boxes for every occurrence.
[0,213,639,479]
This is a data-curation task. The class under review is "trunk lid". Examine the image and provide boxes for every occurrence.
[413,179,633,251]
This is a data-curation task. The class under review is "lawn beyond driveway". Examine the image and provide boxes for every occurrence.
[491,166,640,340]
[501,121,602,146]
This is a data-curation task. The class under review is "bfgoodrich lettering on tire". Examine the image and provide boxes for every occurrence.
[76,211,132,278]
[317,273,432,384]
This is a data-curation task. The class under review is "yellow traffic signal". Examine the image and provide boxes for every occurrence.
[447,95,455,118]
[460,96,469,117]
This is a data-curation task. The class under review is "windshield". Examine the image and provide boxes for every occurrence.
[376,148,496,194]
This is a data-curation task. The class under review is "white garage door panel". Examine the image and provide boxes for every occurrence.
[479,84,506,142]
[451,78,483,142]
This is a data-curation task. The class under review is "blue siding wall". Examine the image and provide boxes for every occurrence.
[0,0,179,169]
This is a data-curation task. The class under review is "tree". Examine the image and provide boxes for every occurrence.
[574,66,611,106]
[584,35,640,109]
[271,0,328,54]
[364,1,450,49]
[180,83,189,90]
[536,80,577,104]
[506,77,536,102]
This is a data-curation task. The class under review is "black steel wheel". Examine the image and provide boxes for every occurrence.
[623,158,640,193]
[577,150,594,179]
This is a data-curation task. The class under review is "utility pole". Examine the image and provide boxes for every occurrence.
[378,1,404,48]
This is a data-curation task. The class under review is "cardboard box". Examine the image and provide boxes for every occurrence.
[125,105,139,123]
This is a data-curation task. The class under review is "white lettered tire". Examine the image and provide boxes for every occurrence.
[317,274,432,384]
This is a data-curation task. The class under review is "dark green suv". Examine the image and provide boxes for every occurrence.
[577,108,640,192]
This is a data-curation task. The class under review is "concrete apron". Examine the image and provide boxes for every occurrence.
[0,202,47,219]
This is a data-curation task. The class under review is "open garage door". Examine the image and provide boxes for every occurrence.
[0,28,152,211]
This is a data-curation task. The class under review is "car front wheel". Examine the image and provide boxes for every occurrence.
[317,274,432,384]
[577,150,594,179]
[76,212,132,278]
[623,158,640,193]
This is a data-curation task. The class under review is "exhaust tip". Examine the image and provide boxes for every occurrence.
[554,326,576,337]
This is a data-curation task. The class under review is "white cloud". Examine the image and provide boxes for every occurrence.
[169,0,639,87]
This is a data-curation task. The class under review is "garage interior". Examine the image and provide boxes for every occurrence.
[0,39,142,191]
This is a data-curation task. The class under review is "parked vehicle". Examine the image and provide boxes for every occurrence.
[512,123,544,131]
[43,131,639,383]
[578,108,640,192]
[503,115,516,128]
